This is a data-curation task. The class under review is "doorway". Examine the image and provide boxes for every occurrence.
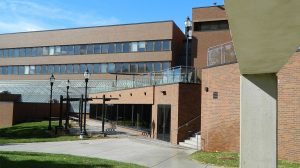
[157,105,171,142]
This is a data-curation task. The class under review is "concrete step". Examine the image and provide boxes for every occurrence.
[179,142,198,150]
[184,139,199,146]
[179,134,201,150]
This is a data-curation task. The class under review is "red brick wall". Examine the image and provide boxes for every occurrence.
[0,102,14,128]
[13,102,65,124]
[177,84,201,143]
[201,63,240,152]
[277,53,300,162]
[201,54,300,163]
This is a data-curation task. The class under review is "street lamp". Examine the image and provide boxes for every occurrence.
[83,69,91,135]
[48,74,55,130]
[65,79,70,129]
[184,16,192,82]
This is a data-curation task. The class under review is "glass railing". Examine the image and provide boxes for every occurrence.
[207,41,237,67]
[89,66,199,93]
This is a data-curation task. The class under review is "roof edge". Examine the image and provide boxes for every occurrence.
[0,20,175,36]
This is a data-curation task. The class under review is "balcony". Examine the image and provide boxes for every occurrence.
[207,41,237,67]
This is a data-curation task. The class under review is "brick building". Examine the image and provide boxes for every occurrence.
[0,4,299,163]
[197,6,300,163]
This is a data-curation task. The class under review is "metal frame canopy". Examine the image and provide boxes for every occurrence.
[225,0,300,74]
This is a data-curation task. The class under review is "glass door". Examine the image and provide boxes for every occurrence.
[157,105,171,142]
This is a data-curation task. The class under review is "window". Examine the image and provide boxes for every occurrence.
[0,50,3,58]
[87,45,94,54]
[36,65,41,74]
[48,65,54,74]
[123,43,130,53]
[18,66,25,75]
[3,50,8,57]
[68,46,74,55]
[93,64,100,73]
[55,46,61,55]
[79,45,87,55]
[80,64,86,73]
[138,42,146,52]
[87,64,93,73]
[131,42,138,52]
[162,62,170,70]
[154,41,162,51]
[1,67,8,75]
[61,46,68,55]
[54,65,60,74]
[116,43,122,53]
[9,49,14,57]
[108,44,115,53]
[73,64,79,73]
[154,62,161,71]
[42,47,49,56]
[138,63,145,73]
[37,47,43,56]
[101,44,109,53]
[41,65,48,74]
[108,63,115,73]
[122,63,129,73]
[13,66,18,75]
[115,63,122,73]
[74,45,80,55]
[146,41,154,51]
[101,64,107,73]
[67,64,73,74]
[194,20,229,32]
[29,65,35,74]
[94,45,101,54]
[25,48,32,57]
[14,49,20,57]
[8,66,13,74]
[31,48,38,57]
[130,63,137,73]
[49,47,55,55]
[24,66,30,75]
[162,40,171,51]
[60,65,66,73]
[146,63,153,72]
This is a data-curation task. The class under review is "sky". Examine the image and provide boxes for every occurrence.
[0,0,224,34]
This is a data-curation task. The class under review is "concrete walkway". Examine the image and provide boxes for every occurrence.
[0,137,219,168]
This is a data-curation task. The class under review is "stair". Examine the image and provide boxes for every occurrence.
[179,134,201,150]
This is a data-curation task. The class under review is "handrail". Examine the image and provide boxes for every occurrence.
[175,114,200,131]
[207,41,233,51]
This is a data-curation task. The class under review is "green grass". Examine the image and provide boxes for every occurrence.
[0,121,83,144]
[190,151,300,168]
[0,151,144,168]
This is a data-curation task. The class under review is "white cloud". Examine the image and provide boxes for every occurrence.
[0,0,120,34]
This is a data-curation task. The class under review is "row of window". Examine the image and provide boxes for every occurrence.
[0,40,171,58]
[0,62,170,75]
[194,20,229,32]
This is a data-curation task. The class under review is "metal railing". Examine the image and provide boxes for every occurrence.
[207,41,237,67]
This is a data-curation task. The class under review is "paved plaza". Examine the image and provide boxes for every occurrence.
[0,137,218,168]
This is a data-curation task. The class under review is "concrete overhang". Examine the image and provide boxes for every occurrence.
[225,0,300,74]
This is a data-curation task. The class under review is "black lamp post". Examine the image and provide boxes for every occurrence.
[48,74,55,130]
[184,16,192,82]
[65,79,70,129]
[83,69,90,135]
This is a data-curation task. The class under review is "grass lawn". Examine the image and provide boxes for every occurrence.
[190,151,300,168]
[0,151,144,168]
[0,121,86,144]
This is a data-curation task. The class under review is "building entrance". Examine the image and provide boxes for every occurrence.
[157,105,171,142]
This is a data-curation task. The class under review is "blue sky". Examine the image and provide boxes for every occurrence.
[0,0,224,34]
